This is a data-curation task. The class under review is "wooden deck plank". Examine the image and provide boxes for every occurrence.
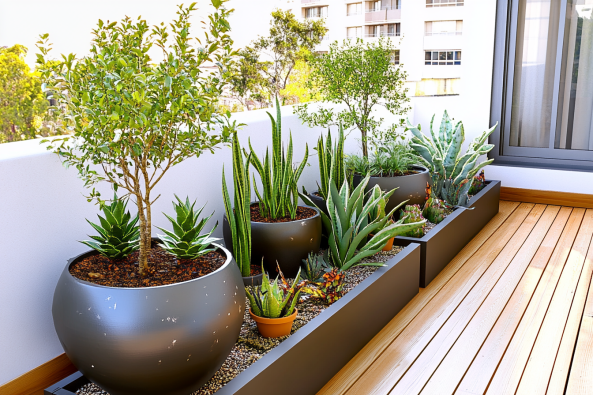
[389,205,563,395]
[547,211,593,394]
[566,282,593,395]
[483,208,586,395]
[344,204,544,395]
[419,206,572,395]
[516,209,592,395]
[316,201,521,395]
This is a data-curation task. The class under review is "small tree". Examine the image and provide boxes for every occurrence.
[294,38,410,158]
[37,1,237,274]
[227,47,270,111]
[0,45,50,143]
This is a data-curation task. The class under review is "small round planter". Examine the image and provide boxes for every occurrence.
[250,308,298,338]
[243,272,263,288]
[353,165,430,214]
[52,243,245,395]
[223,205,322,278]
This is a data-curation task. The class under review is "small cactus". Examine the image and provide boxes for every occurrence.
[423,197,449,224]
[400,205,426,237]
[468,170,486,196]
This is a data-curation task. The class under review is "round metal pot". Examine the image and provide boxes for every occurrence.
[306,192,329,218]
[353,165,430,214]
[52,243,245,395]
[243,272,263,288]
[223,205,322,278]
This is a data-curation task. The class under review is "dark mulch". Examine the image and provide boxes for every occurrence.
[369,170,419,177]
[247,264,262,276]
[249,204,317,223]
[69,242,226,288]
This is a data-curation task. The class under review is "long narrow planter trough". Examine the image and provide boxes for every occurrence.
[393,180,501,288]
[45,244,421,395]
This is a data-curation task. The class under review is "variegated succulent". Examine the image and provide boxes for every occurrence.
[314,125,346,201]
[407,111,497,206]
[303,268,346,305]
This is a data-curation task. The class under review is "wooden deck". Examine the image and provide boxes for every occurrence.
[318,201,593,395]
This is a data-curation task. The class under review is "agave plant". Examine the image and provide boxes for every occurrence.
[303,176,425,271]
[81,194,140,260]
[157,196,220,262]
[314,125,346,201]
[407,111,497,206]
[222,132,252,277]
[246,265,306,319]
[249,96,308,220]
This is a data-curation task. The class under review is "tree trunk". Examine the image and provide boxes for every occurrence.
[361,128,368,158]
[136,194,150,274]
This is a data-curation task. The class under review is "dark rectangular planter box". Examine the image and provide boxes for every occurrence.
[45,244,421,395]
[393,179,501,288]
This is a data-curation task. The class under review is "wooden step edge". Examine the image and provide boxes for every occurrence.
[0,353,76,395]
[501,187,593,209]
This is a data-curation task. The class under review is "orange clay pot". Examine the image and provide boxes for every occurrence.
[382,237,395,252]
[250,308,298,338]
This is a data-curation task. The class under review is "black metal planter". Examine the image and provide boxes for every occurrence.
[50,243,245,395]
[46,244,421,395]
[223,206,322,278]
[393,180,501,288]
[353,165,431,214]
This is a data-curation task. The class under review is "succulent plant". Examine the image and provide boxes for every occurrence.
[302,251,331,282]
[246,264,306,319]
[399,205,426,237]
[157,196,220,262]
[249,96,308,220]
[222,132,252,276]
[304,267,346,305]
[468,169,487,196]
[423,197,449,225]
[407,111,497,206]
[314,125,346,201]
[301,175,425,271]
[81,194,140,260]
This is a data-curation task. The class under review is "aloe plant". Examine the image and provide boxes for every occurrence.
[315,125,346,201]
[249,96,308,220]
[222,132,252,277]
[302,176,425,271]
[81,194,140,260]
[156,196,220,261]
[407,111,497,206]
[246,265,306,318]
[302,251,331,282]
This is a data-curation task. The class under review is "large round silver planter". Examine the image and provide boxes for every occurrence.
[223,206,322,278]
[353,166,430,214]
[52,244,245,395]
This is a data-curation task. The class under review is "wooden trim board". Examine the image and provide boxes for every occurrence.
[0,354,75,395]
[501,187,593,208]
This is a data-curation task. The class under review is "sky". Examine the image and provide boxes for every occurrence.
[0,0,297,68]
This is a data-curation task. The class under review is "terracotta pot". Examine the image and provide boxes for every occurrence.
[370,234,395,252]
[250,308,298,338]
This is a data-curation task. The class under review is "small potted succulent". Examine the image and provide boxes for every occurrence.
[225,97,322,278]
[246,265,306,338]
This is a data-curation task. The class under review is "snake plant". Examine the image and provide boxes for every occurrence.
[246,265,306,318]
[407,111,497,206]
[314,125,346,201]
[249,97,308,220]
[222,132,252,277]
[302,176,425,271]
[81,194,140,260]
[157,196,220,261]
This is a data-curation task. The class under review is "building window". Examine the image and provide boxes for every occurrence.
[425,50,461,65]
[304,6,328,19]
[347,26,363,38]
[391,50,400,65]
[425,21,463,36]
[347,3,362,16]
[426,0,464,7]
[491,0,593,169]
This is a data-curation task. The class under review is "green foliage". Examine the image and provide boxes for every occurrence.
[422,196,449,224]
[80,194,140,260]
[294,38,410,158]
[37,2,237,273]
[313,125,345,201]
[301,176,425,271]
[301,251,331,282]
[246,264,306,318]
[399,205,426,238]
[157,196,219,261]
[303,268,346,305]
[250,97,308,220]
[230,10,325,108]
[346,141,420,177]
[0,45,51,143]
[222,132,252,277]
[468,169,487,195]
[407,111,497,206]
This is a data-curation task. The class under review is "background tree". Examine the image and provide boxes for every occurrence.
[294,38,410,158]
[0,45,50,143]
[38,1,237,274]
[279,48,318,105]
[227,47,269,111]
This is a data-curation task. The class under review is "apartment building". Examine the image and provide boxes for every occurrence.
[295,0,466,96]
